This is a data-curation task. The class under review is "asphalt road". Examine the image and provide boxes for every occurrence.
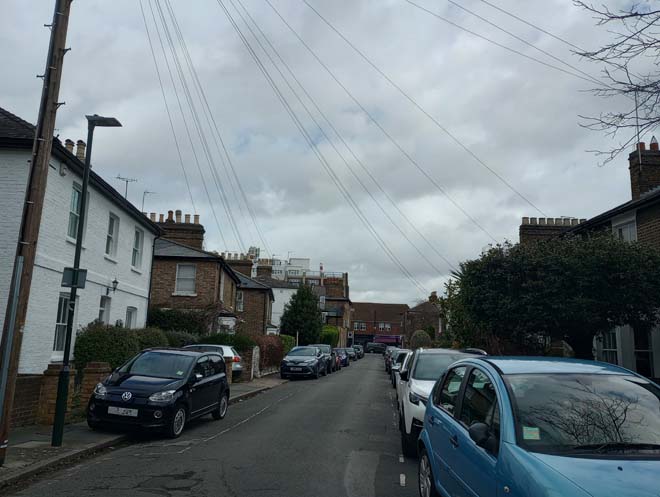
[10,354,419,497]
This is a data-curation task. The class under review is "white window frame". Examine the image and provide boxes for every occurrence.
[98,295,111,324]
[125,306,137,329]
[385,322,392,331]
[612,212,637,242]
[236,290,244,312]
[105,213,120,257]
[67,182,82,239]
[175,263,197,295]
[53,293,70,354]
[132,228,144,269]
[601,329,619,365]
[378,322,385,331]
[360,322,366,331]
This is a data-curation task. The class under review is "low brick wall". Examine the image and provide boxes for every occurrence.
[38,364,76,425]
[10,375,43,428]
[80,362,112,403]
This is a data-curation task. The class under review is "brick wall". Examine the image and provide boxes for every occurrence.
[238,289,268,337]
[156,210,205,249]
[637,202,660,250]
[150,259,219,309]
[10,375,42,428]
[519,217,580,244]
[222,270,236,309]
[629,145,660,201]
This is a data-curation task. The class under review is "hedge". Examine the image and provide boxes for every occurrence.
[319,325,339,347]
[147,308,209,335]
[410,330,432,349]
[280,334,296,354]
[74,322,142,370]
[200,333,256,353]
[135,328,169,350]
[164,330,199,348]
[254,336,284,369]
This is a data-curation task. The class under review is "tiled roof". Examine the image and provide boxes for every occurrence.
[351,302,410,323]
[253,275,299,289]
[154,238,220,259]
[0,106,159,235]
[236,272,270,290]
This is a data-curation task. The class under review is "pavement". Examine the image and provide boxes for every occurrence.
[4,355,418,497]
[0,374,285,491]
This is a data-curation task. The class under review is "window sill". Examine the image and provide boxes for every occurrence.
[131,267,142,275]
[172,292,197,297]
[66,237,86,249]
[104,254,118,264]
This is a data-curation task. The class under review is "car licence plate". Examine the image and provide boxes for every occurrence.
[108,406,138,417]
[290,367,302,372]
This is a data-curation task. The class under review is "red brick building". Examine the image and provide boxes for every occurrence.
[228,263,275,338]
[351,302,409,346]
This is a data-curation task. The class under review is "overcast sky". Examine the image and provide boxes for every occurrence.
[0,0,648,304]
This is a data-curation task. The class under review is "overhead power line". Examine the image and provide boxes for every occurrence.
[217,0,429,296]
[233,0,456,274]
[266,0,498,242]
[231,0,451,276]
[164,0,273,257]
[300,0,548,218]
[138,0,197,214]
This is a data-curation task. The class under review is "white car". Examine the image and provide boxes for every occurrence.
[398,348,477,457]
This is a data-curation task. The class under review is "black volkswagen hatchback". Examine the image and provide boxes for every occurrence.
[87,348,229,438]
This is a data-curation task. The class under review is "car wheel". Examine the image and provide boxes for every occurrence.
[87,417,100,431]
[419,448,439,497]
[212,391,229,420]
[314,367,320,379]
[166,405,187,438]
[327,364,332,375]
[401,426,417,458]
[280,372,287,380]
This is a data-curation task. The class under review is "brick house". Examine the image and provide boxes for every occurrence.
[405,292,443,339]
[235,272,275,337]
[519,140,660,379]
[149,212,240,331]
[351,302,409,346]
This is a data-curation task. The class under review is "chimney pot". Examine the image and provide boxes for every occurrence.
[159,213,165,222]
[579,218,587,223]
[563,218,571,226]
[149,212,156,221]
[522,217,529,225]
[184,214,191,223]
[637,142,646,152]
[538,218,546,225]
[65,139,74,153]
[194,214,200,225]
[167,210,174,222]
[650,136,659,151]
[175,210,182,223]
[75,140,86,161]
[530,217,538,225]
[546,218,555,225]
[571,218,578,226]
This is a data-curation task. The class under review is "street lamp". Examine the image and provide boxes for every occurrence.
[51,114,121,447]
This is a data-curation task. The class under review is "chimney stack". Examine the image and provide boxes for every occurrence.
[156,210,205,249]
[159,213,164,223]
[519,216,581,245]
[184,214,191,223]
[167,210,174,222]
[194,214,200,225]
[65,139,74,153]
[175,210,182,223]
[75,140,86,161]
[149,212,156,221]
[629,139,660,200]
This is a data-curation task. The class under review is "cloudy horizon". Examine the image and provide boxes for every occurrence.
[0,0,647,305]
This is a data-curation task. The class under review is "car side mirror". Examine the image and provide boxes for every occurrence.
[399,370,409,381]
[193,373,203,382]
[468,422,490,447]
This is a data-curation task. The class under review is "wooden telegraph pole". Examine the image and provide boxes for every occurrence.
[0,0,73,466]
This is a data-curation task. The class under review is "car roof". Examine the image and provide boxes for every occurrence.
[185,344,229,349]
[470,356,634,375]
[415,347,473,355]
[145,347,212,357]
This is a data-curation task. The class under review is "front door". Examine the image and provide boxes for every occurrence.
[451,367,500,497]
[428,365,467,497]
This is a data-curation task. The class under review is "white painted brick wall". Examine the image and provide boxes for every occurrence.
[0,149,156,374]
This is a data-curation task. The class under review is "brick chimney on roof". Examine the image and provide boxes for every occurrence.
[629,139,660,200]
[156,211,205,249]
[75,140,86,161]
[519,217,586,245]
[65,139,74,153]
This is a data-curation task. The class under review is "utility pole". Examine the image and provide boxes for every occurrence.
[115,175,137,199]
[0,0,73,466]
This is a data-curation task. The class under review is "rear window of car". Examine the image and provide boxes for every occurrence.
[412,353,470,380]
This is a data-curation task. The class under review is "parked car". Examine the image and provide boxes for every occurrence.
[399,348,477,457]
[184,344,244,379]
[309,343,334,374]
[334,348,350,367]
[346,347,357,361]
[384,346,399,373]
[395,351,414,404]
[352,344,364,358]
[333,351,342,371]
[459,347,488,355]
[419,357,660,497]
[390,348,411,388]
[280,346,325,379]
[87,348,229,438]
[366,342,387,354]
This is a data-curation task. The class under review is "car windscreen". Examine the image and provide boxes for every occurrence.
[287,347,316,356]
[505,373,660,455]
[395,352,409,364]
[412,353,468,380]
[119,352,194,379]
[311,345,331,353]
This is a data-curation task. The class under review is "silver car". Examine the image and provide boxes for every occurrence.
[184,344,244,378]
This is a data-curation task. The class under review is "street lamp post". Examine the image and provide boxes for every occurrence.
[51,114,121,447]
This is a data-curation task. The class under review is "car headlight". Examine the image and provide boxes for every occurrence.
[409,391,427,406]
[93,383,107,399]
[149,390,176,402]
[304,359,316,365]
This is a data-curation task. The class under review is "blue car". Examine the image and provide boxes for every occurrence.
[418,357,660,497]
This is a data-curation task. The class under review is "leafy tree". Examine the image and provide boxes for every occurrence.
[410,330,432,349]
[320,325,340,347]
[280,286,322,345]
[450,234,660,357]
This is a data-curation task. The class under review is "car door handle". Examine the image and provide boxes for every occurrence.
[428,416,436,426]
[450,435,459,448]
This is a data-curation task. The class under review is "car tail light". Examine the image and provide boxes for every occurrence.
[233,356,241,363]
